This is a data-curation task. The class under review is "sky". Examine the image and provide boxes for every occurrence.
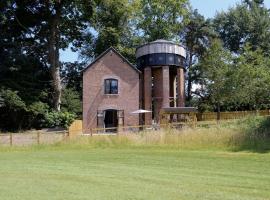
[60,0,270,62]
[190,0,270,18]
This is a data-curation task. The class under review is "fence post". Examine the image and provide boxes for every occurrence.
[9,132,12,146]
[193,114,197,128]
[63,130,68,141]
[66,130,69,139]
[37,131,40,145]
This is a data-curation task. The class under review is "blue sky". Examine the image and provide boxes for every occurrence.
[190,0,270,18]
[60,0,270,62]
[190,0,239,18]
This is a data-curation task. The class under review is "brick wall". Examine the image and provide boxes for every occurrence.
[177,68,185,107]
[83,49,139,133]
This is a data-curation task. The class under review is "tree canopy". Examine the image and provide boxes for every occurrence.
[137,0,190,41]
[1,0,270,130]
[214,0,270,54]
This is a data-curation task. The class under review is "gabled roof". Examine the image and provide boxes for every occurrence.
[82,47,141,74]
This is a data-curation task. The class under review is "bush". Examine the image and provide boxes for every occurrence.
[237,116,270,136]
[0,89,26,111]
[0,88,77,131]
[232,116,270,152]
[43,111,76,128]
[0,89,28,131]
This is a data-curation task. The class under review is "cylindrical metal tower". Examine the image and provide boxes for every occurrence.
[136,39,186,124]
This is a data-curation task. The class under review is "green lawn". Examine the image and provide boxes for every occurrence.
[0,146,270,200]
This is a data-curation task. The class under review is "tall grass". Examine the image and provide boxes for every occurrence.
[54,116,270,152]
[1,116,269,152]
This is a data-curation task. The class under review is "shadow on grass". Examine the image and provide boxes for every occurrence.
[231,117,270,153]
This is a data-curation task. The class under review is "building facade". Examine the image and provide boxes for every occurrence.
[83,40,186,133]
[83,47,140,133]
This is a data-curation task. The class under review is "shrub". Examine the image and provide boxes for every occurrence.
[0,89,26,111]
[237,116,270,136]
[231,116,270,152]
[43,111,76,128]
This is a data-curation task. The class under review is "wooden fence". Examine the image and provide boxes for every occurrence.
[196,110,270,121]
[69,110,270,135]
[0,130,68,146]
[68,120,82,137]
[89,121,200,135]
[1,110,269,146]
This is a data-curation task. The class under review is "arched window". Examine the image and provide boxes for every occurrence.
[104,79,118,94]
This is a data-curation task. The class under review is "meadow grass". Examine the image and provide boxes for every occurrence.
[50,116,270,152]
[0,116,270,200]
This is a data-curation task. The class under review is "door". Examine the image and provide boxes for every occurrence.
[104,109,118,132]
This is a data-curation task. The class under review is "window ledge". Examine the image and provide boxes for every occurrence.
[104,94,119,96]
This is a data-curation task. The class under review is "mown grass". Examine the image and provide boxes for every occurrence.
[0,147,270,200]
[0,116,270,200]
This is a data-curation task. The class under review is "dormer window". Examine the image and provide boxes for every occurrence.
[104,79,118,94]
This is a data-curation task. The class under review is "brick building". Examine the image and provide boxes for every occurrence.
[83,40,186,133]
[83,47,140,133]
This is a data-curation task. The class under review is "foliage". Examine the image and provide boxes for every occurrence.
[0,0,94,111]
[180,9,217,104]
[43,111,76,129]
[0,88,76,130]
[0,0,94,130]
[196,39,234,115]
[232,45,270,109]
[81,0,140,63]
[28,102,48,116]
[238,116,270,136]
[61,62,84,93]
[0,96,3,107]
[2,0,270,131]
[0,89,29,130]
[137,0,190,41]
[194,39,270,112]
[61,88,82,116]
[93,0,133,55]
[214,0,270,54]
[0,89,26,111]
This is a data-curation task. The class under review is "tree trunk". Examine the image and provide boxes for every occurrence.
[48,2,62,111]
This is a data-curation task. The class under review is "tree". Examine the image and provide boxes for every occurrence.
[61,62,84,94]
[80,0,140,63]
[213,0,270,55]
[137,0,190,41]
[0,1,95,130]
[61,88,82,116]
[179,9,217,105]
[197,39,234,119]
[2,0,94,111]
[232,45,270,109]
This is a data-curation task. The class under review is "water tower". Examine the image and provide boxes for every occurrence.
[136,40,186,125]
